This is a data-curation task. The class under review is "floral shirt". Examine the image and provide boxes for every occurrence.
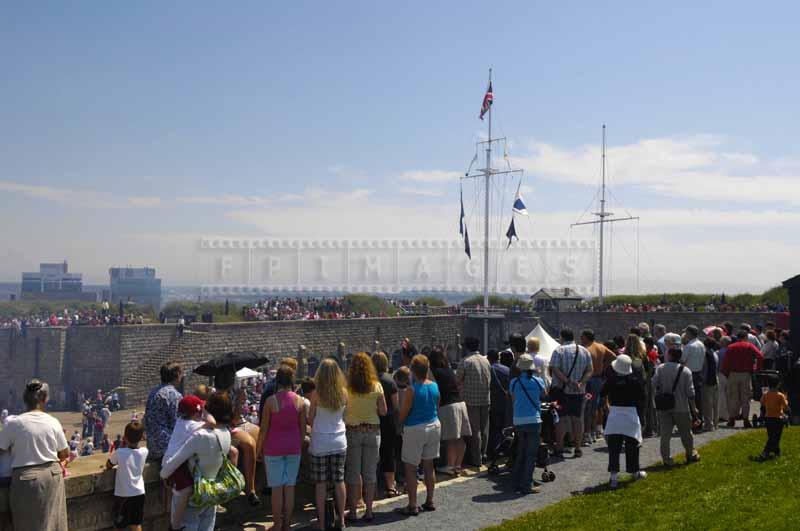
[143,384,182,459]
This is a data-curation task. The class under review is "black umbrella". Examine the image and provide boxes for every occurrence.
[194,351,269,377]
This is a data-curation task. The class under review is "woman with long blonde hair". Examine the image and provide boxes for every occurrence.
[624,333,652,429]
[344,352,387,522]
[309,359,349,530]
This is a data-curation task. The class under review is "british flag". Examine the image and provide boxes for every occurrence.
[479,81,493,120]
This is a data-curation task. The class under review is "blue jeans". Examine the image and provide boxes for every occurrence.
[176,498,216,531]
[511,423,541,490]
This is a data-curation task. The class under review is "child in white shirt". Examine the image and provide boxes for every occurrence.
[162,395,212,531]
[107,421,148,531]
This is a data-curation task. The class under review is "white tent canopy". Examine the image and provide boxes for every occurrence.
[525,323,560,364]
[235,367,261,380]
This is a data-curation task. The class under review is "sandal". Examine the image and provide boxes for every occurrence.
[385,488,401,498]
[397,506,420,516]
[421,502,436,512]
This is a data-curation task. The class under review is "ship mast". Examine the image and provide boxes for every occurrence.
[482,68,492,351]
[463,69,522,350]
[571,125,638,306]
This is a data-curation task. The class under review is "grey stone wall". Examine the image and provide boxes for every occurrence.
[0,311,782,411]
[119,315,466,405]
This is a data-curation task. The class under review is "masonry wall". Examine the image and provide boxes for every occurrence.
[0,311,785,412]
[119,315,467,405]
[0,328,66,409]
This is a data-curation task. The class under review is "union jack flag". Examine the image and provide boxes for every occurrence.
[479,81,493,120]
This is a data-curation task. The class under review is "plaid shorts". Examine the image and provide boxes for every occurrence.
[310,452,346,483]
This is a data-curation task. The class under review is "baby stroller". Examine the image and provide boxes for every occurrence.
[488,402,557,482]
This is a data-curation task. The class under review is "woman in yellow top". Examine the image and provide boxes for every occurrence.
[344,352,387,522]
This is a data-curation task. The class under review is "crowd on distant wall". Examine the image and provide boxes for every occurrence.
[0,303,148,330]
[575,299,786,313]
[241,296,419,321]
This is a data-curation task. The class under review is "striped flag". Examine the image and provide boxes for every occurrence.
[479,81,493,120]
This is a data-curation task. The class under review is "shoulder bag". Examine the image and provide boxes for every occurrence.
[654,365,684,411]
[189,430,246,508]
[548,344,579,403]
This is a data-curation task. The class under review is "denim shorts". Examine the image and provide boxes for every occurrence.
[266,455,301,487]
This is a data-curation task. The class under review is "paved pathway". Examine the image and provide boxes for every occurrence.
[228,420,751,531]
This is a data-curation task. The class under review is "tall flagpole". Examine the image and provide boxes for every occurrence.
[483,68,492,353]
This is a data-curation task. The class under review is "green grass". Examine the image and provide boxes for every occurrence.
[462,295,530,309]
[489,428,800,531]
[343,294,401,317]
[595,286,788,308]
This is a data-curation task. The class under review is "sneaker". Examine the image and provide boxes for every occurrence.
[633,471,647,481]
[726,419,736,428]
[573,448,583,458]
[436,466,456,476]
[662,458,674,467]
[687,452,701,463]
[743,420,753,429]
[609,478,619,489]
[515,486,541,495]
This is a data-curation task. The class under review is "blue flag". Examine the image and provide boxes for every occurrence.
[459,186,465,236]
[505,218,518,249]
[512,185,528,216]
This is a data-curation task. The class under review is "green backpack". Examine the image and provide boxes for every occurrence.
[189,430,246,508]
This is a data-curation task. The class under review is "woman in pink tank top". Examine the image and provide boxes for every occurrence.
[257,366,306,531]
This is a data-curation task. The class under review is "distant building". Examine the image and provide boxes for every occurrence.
[530,288,583,312]
[109,267,162,309]
[21,261,95,301]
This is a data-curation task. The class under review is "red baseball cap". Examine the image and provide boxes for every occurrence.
[178,395,205,416]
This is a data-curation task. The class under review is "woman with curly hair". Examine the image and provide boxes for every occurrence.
[309,359,349,531]
[344,352,387,522]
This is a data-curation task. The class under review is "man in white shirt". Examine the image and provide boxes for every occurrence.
[681,326,706,415]
[549,329,593,458]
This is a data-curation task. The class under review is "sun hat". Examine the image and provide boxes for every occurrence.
[663,332,682,348]
[516,353,535,371]
[178,395,205,416]
[611,354,633,376]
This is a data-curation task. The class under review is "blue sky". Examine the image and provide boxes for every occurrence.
[2,1,799,293]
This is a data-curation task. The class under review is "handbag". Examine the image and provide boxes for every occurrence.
[189,430,246,508]
[548,345,579,403]
[654,365,684,411]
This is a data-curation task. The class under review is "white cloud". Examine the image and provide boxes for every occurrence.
[178,195,274,206]
[399,170,461,183]
[0,181,161,209]
[398,187,444,197]
[516,136,800,205]
[128,196,162,208]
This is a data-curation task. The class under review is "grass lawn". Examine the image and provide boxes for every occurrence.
[488,427,800,531]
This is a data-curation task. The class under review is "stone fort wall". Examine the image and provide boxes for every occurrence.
[0,311,782,410]
[0,315,466,409]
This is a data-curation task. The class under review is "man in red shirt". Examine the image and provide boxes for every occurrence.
[720,330,764,428]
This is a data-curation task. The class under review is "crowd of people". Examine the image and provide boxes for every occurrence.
[241,297,409,321]
[0,302,148,330]
[575,299,787,313]
[0,320,796,531]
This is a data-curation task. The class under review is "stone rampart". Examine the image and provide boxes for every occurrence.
[0,311,785,410]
